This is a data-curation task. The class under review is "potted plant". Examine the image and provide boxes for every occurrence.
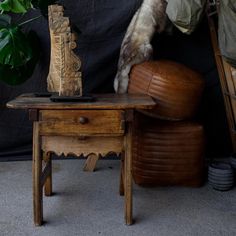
[0,0,56,85]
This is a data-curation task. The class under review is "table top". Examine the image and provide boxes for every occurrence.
[7,93,156,110]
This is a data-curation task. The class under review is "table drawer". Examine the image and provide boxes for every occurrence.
[39,110,125,136]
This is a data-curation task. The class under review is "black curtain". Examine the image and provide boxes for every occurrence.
[153,19,232,158]
[0,0,142,160]
[0,0,232,160]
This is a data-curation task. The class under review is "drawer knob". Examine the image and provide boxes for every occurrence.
[79,116,88,124]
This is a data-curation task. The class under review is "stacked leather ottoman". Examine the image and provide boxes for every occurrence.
[129,60,205,187]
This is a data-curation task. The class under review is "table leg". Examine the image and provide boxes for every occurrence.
[119,152,124,196]
[33,122,43,226]
[83,153,99,172]
[124,123,133,225]
[44,152,52,196]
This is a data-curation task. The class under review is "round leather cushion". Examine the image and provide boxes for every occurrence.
[128,60,205,120]
[132,113,205,187]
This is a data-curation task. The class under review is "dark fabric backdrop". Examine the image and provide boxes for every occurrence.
[0,0,232,160]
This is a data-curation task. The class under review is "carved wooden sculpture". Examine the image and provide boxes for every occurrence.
[47,4,82,96]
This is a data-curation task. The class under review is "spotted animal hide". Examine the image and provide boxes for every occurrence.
[114,0,168,93]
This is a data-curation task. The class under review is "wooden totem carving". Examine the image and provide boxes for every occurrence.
[47,4,82,96]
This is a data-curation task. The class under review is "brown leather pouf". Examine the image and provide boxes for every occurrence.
[128,60,205,120]
[132,113,205,187]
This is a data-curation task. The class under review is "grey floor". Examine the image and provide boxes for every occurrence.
[1,160,236,236]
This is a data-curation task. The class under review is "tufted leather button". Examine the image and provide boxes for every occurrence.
[79,116,88,124]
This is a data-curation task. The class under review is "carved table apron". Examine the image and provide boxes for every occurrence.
[7,93,155,226]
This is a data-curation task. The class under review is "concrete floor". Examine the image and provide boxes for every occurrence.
[0,159,236,236]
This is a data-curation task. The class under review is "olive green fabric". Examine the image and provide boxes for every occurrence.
[218,0,236,68]
[166,0,206,34]
[166,0,236,67]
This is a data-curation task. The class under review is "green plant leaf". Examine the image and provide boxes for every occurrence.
[0,25,33,66]
[0,30,40,85]
[0,0,32,13]
[0,14,11,28]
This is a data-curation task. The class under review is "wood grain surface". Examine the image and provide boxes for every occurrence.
[42,136,123,157]
[7,94,155,110]
[39,110,125,136]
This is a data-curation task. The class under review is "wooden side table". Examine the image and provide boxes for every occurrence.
[7,93,155,226]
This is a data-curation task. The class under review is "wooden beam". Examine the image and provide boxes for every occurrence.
[29,109,39,121]
[33,122,43,226]
[40,161,52,189]
[83,153,99,172]
[119,152,124,196]
[43,152,52,196]
[124,120,133,225]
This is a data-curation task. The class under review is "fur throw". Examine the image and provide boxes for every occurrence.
[114,0,168,93]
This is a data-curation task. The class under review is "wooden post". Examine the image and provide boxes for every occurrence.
[33,122,43,226]
[119,152,124,196]
[83,153,99,172]
[124,111,133,225]
[43,152,52,196]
